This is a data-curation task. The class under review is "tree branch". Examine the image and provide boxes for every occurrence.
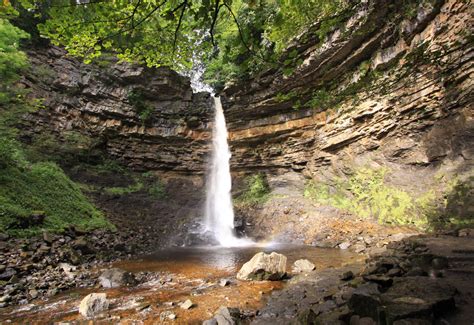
[173,0,188,52]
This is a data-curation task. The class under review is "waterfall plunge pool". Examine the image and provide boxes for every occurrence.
[1,245,363,324]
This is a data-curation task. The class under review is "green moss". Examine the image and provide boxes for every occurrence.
[275,90,298,103]
[127,89,154,123]
[0,161,113,236]
[104,180,143,195]
[304,167,434,228]
[235,174,271,206]
[148,180,166,199]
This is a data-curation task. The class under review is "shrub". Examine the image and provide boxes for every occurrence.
[304,167,432,228]
[0,161,113,236]
[236,174,270,205]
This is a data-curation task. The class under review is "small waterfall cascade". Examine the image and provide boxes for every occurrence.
[205,97,252,247]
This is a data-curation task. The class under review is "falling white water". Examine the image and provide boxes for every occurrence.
[205,97,252,247]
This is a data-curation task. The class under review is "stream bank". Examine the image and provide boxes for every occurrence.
[1,231,473,324]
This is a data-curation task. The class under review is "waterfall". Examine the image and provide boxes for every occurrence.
[205,97,251,247]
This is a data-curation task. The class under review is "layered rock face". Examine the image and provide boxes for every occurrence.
[22,46,213,173]
[224,0,473,239]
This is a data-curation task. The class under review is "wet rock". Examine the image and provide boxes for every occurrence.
[296,308,318,324]
[340,271,354,281]
[237,252,287,281]
[79,293,109,318]
[348,283,381,320]
[99,268,137,288]
[380,276,457,323]
[214,306,241,325]
[180,299,194,310]
[292,259,316,273]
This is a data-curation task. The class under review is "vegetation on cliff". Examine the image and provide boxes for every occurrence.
[4,0,350,89]
[0,10,111,236]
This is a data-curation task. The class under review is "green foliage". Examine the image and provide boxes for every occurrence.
[105,181,144,196]
[0,161,112,236]
[275,90,297,103]
[304,167,434,228]
[128,89,154,123]
[236,173,270,205]
[148,180,167,199]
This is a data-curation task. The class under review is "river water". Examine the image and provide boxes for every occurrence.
[0,245,362,324]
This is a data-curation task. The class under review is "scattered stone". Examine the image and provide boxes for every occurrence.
[236,252,287,281]
[292,259,316,273]
[135,303,151,312]
[160,311,177,321]
[99,268,137,288]
[42,231,53,244]
[354,243,367,254]
[180,299,194,310]
[362,275,393,287]
[219,279,230,287]
[339,242,351,250]
[214,306,241,325]
[387,268,402,277]
[0,268,17,281]
[79,293,109,318]
[458,228,472,237]
[340,271,354,281]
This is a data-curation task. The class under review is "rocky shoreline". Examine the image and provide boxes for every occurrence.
[0,228,156,308]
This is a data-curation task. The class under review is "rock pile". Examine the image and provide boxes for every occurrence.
[0,228,143,307]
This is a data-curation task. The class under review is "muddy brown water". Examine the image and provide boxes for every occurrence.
[1,244,362,324]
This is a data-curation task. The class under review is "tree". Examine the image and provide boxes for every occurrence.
[4,0,350,87]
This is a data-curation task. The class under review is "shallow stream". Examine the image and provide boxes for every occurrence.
[1,244,362,324]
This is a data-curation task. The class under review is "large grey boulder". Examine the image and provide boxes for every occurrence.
[99,268,137,288]
[79,293,109,318]
[237,252,287,281]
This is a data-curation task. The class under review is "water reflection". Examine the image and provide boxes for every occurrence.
[125,244,358,274]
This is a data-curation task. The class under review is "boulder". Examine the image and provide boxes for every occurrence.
[348,283,381,320]
[237,252,287,281]
[214,306,241,325]
[99,268,137,288]
[292,259,316,273]
[79,293,109,318]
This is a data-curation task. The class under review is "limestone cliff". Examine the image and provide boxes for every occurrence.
[223,0,473,240]
[22,46,212,173]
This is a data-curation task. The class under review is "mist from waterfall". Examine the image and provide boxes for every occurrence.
[205,97,252,247]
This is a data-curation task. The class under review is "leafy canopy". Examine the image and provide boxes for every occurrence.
[6,0,349,86]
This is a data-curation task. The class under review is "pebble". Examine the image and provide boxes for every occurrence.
[180,299,194,310]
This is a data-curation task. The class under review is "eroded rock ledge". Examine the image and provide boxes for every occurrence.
[22,46,213,173]
[224,0,473,232]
